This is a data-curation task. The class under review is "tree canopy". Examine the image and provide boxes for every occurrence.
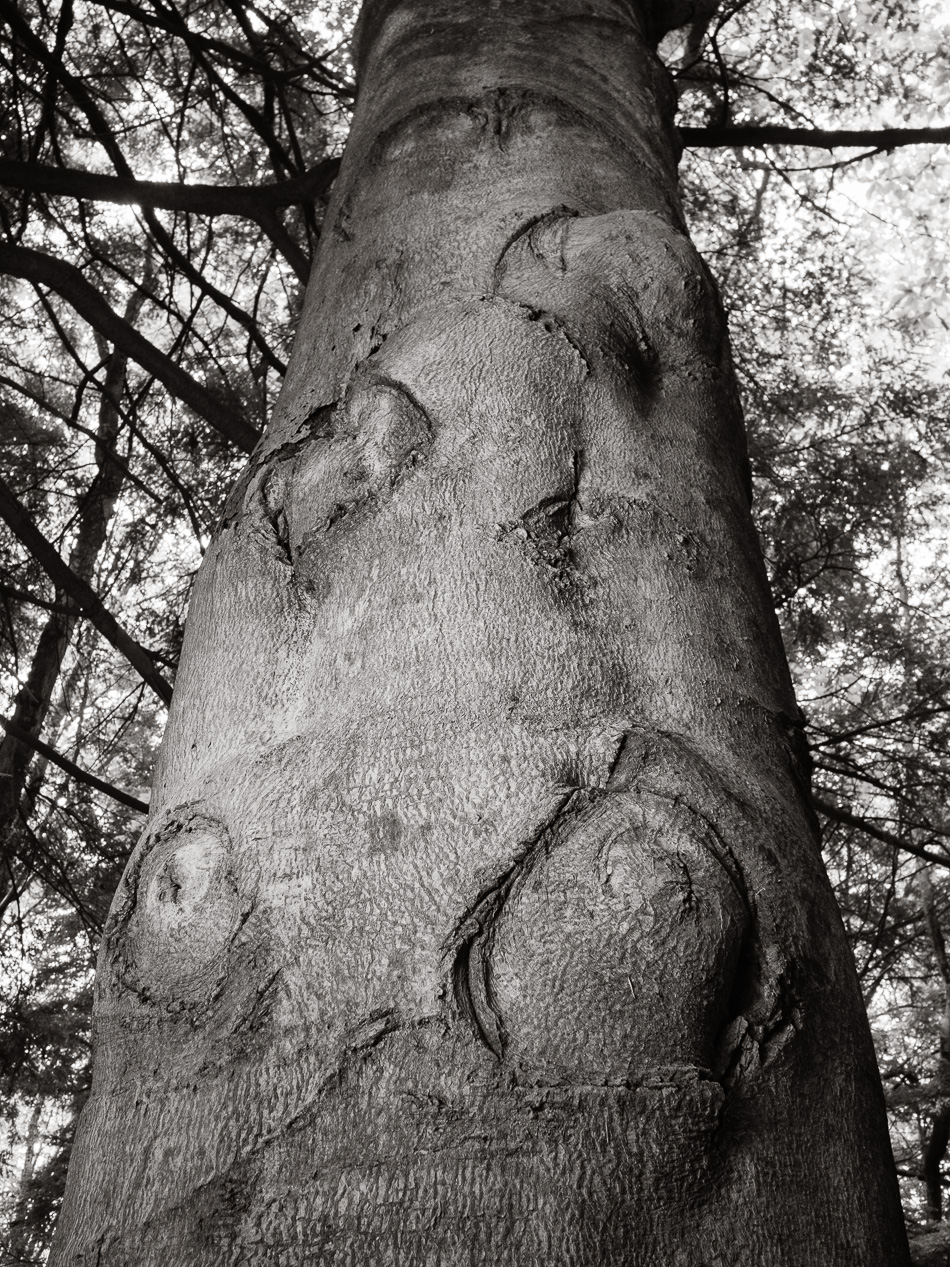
[0,0,948,1258]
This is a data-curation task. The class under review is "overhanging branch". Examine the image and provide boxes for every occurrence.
[0,159,340,217]
[680,124,950,150]
[0,242,259,452]
[814,794,950,870]
[0,716,149,814]
[0,474,174,707]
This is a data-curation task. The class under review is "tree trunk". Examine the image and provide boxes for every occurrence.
[920,866,950,1222]
[50,1,910,1262]
[0,290,143,921]
[6,1098,43,1265]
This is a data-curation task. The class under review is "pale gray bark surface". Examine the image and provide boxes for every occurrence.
[51,1,910,1262]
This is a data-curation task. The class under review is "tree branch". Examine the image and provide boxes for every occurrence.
[0,581,73,616]
[0,160,338,283]
[0,474,174,706]
[0,242,259,452]
[87,0,353,97]
[0,159,340,218]
[0,0,313,311]
[0,716,148,814]
[680,123,950,150]
[256,207,311,285]
[814,795,950,870]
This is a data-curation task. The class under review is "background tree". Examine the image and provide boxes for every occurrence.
[0,0,948,1260]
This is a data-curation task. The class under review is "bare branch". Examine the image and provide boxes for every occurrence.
[87,0,353,97]
[0,157,340,220]
[0,242,260,452]
[0,582,72,615]
[0,157,338,298]
[0,0,318,315]
[0,473,174,706]
[814,795,950,870]
[0,715,148,814]
[681,123,950,150]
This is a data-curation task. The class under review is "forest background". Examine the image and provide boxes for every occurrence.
[0,0,947,1260]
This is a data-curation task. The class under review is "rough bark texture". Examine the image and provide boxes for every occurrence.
[51,1,910,1263]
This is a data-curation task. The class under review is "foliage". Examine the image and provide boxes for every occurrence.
[670,4,950,1232]
[0,0,948,1258]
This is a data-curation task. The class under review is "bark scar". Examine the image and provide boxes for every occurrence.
[717,964,803,1086]
[491,206,579,291]
[495,448,591,576]
[291,375,435,548]
[492,296,591,373]
[448,790,581,1058]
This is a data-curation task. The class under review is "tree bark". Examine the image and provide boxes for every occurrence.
[51,1,910,1263]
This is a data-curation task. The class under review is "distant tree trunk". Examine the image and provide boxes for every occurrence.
[5,1098,43,1265]
[50,1,910,1263]
[920,866,950,1222]
[0,291,143,920]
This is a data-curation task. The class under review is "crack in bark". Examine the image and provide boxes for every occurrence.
[607,303,661,398]
[212,1013,444,1167]
[495,448,590,579]
[131,1014,449,1230]
[570,447,585,530]
[232,967,283,1035]
[675,853,696,913]
[265,503,293,568]
[341,1007,403,1052]
[490,294,591,374]
[602,730,642,790]
[717,964,803,1088]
